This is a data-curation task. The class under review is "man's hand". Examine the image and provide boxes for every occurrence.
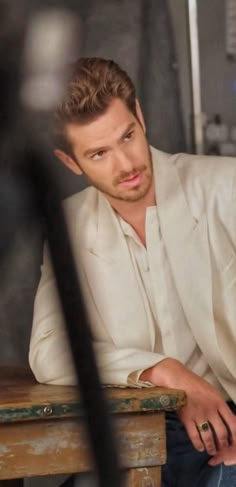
[140,358,236,456]
[208,445,236,466]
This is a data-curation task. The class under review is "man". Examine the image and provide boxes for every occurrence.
[30,57,236,485]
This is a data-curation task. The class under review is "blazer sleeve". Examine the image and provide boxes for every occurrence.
[29,247,166,386]
[219,167,236,250]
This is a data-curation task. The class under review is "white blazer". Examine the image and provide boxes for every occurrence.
[29,148,236,400]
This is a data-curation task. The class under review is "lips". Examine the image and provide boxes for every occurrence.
[119,172,142,188]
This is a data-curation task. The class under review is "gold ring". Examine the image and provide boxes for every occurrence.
[198,422,210,433]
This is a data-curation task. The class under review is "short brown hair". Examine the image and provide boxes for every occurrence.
[53,57,137,154]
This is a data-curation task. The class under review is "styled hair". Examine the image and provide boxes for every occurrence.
[52,57,137,154]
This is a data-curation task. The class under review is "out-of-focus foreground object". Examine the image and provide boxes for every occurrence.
[0,2,122,486]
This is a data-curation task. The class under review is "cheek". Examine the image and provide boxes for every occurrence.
[90,165,113,185]
[133,131,148,149]
[131,139,149,161]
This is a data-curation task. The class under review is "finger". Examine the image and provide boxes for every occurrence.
[184,420,205,452]
[220,445,236,465]
[218,405,236,444]
[224,420,236,446]
[194,421,217,455]
[208,454,222,466]
[208,449,236,467]
[208,415,230,450]
[224,458,236,466]
[230,431,236,446]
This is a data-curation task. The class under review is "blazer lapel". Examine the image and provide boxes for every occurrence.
[154,154,223,369]
[79,191,156,350]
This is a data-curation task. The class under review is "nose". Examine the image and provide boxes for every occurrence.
[113,148,133,173]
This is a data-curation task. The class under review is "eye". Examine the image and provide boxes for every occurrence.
[91,150,106,160]
[124,130,134,141]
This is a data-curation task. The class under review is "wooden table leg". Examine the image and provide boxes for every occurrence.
[0,481,24,486]
[125,466,161,487]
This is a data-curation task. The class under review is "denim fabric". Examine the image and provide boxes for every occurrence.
[162,402,236,487]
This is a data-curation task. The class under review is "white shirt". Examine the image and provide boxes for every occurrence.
[118,206,229,399]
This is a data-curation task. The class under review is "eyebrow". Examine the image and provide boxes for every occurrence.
[83,122,136,158]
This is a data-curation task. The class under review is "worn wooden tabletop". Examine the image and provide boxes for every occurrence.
[0,366,186,422]
[0,367,187,486]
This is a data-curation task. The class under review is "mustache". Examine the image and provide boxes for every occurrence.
[114,165,147,185]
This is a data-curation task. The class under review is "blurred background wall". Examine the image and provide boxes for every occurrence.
[170,0,236,156]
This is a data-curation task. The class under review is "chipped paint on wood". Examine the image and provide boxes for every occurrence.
[125,465,161,487]
[0,368,186,485]
[0,403,84,423]
[0,373,186,423]
[0,412,165,479]
[0,445,10,455]
[0,392,186,422]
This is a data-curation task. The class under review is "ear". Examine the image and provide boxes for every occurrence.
[135,99,146,133]
[54,149,82,175]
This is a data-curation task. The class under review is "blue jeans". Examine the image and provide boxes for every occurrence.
[162,402,236,487]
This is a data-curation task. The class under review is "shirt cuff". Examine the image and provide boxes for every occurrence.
[127,369,155,388]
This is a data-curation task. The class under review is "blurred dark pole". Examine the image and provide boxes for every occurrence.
[0,1,122,485]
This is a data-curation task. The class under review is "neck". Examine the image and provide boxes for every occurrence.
[106,179,156,225]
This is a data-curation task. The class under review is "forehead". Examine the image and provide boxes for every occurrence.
[65,98,136,151]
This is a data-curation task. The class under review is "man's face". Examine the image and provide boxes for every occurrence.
[62,98,153,204]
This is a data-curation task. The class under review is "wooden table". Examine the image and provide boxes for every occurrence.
[0,367,186,487]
